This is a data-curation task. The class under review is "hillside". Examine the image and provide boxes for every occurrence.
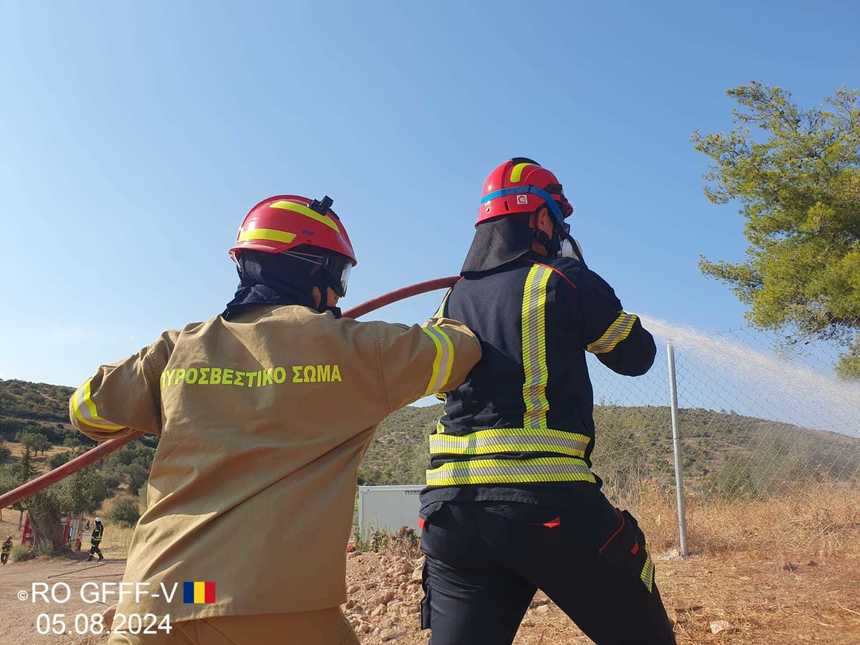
[0,379,83,449]
[364,403,860,496]
[0,380,156,530]
[2,379,859,503]
[0,379,73,422]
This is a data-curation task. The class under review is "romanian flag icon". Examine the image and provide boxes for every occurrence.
[183,580,216,604]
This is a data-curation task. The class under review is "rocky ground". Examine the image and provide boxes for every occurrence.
[341,547,860,644]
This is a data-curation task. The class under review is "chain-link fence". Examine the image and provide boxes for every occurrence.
[586,318,860,553]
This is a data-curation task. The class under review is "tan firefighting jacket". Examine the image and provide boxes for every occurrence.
[68,305,480,623]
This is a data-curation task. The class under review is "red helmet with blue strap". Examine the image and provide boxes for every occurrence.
[478,158,573,230]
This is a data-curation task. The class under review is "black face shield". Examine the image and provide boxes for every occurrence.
[460,215,535,276]
[223,247,350,319]
[460,214,585,276]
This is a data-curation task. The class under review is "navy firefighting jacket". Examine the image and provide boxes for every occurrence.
[422,254,656,507]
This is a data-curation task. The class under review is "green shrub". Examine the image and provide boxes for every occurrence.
[355,527,420,557]
[11,544,34,562]
[57,467,108,514]
[126,463,149,495]
[0,417,27,440]
[62,435,81,448]
[18,431,51,455]
[49,451,72,469]
[109,497,140,527]
[101,470,122,490]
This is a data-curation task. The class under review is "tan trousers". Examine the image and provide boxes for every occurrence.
[106,608,360,645]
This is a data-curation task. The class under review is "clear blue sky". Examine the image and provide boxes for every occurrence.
[1,1,858,387]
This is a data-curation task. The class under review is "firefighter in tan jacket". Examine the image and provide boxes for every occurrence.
[69,194,480,645]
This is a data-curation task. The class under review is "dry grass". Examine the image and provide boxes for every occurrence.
[97,523,135,558]
[91,496,137,558]
[594,481,860,644]
[5,441,68,468]
[607,480,860,559]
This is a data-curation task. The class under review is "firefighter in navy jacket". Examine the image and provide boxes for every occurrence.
[419,159,676,645]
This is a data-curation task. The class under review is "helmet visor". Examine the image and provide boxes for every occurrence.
[330,260,351,298]
[280,249,353,298]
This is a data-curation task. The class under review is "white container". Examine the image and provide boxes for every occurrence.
[357,485,424,540]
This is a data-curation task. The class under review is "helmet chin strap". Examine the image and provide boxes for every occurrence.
[532,227,561,256]
[314,279,342,317]
[530,206,565,257]
[533,217,586,265]
[314,282,330,313]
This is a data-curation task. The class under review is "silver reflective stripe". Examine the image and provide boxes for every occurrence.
[421,325,454,395]
[70,380,123,431]
[429,429,590,457]
[426,457,596,486]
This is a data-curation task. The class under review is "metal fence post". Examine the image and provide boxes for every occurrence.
[667,342,689,558]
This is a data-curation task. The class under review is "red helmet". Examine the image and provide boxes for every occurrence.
[229,194,357,266]
[477,158,573,227]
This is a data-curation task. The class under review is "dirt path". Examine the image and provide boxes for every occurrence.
[1,549,858,644]
[0,555,124,644]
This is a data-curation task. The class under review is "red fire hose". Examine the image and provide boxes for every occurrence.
[0,276,460,510]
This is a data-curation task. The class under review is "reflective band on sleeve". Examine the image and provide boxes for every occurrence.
[269,200,341,232]
[510,162,535,183]
[587,312,638,354]
[640,551,655,592]
[421,325,455,395]
[426,457,596,487]
[69,379,124,432]
[521,265,553,429]
[429,428,591,458]
[237,228,297,244]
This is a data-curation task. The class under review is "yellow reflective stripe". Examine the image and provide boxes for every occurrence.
[69,379,124,432]
[237,228,297,244]
[421,325,455,395]
[429,428,591,458]
[426,457,596,487]
[421,327,443,395]
[587,312,638,354]
[510,162,535,183]
[640,551,655,592]
[436,327,455,391]
[521,265,552,429]
[270,200,340,232]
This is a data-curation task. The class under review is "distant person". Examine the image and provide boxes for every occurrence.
[87,517,104,561]
[419,159,675,644]
[1,535,12,565]
[69,193,480,645]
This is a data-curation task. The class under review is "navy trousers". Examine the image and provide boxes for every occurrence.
[420,495,676,645]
